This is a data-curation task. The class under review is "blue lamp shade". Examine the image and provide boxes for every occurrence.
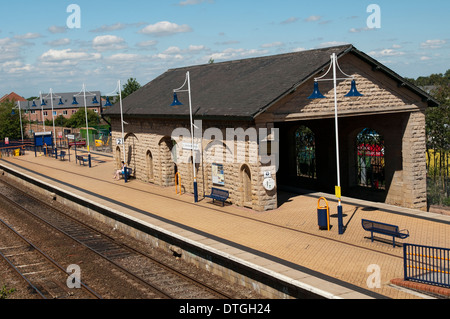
[344,80,363,97]
[72,97,79,105]
[32,101,37,107]
[170,92,183,107]
[92,96,99,104]
[58,98,64,105]
[11,109,15,115]
[308,81,325,99]
[104,97,112,107]
[41,100,47,106]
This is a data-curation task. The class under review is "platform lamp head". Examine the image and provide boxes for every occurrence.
[170,92,183,107]
[344,80,364,97]
[308,81,326,99]
[104,97,112,107]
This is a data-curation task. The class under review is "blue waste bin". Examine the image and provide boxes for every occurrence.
[317,197,330,231]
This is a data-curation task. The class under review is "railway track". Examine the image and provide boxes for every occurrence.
[0,179,235,299]
[0,216,101,299]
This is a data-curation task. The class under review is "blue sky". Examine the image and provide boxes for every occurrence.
[1,0,449,98]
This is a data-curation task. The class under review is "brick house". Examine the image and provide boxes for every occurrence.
[21,91,102,123]
[0,92,27,104]
[104,45,438,212]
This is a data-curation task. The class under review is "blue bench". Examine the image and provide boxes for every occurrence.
[76,155,88,166]
[205,187,229,206]
[362,219,409,247]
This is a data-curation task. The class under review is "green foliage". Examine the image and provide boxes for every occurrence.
[0,100,28,140]
[121,78,141,99]
[0,285,15,299]
[65,109,100,128]
[412,69,450,206]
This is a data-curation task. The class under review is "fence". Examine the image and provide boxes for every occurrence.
[404,243,450,288]
[427,149,450,206]
[0,140,34,158]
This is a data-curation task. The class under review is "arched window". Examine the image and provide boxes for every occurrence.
[295,126,316,179]
[356,128,385,189]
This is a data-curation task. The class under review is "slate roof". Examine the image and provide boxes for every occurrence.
[32,91,102,110]
[104,44,438,121]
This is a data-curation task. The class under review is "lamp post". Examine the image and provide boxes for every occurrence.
[74,84,97,168]
[308,53,363,234]
[41,89,61,149]
[171,71,198,203]
[39,91,46,132]
[15,101,24,143]
[105,80,127,182]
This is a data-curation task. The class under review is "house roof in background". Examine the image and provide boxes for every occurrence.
[0,92,27,103]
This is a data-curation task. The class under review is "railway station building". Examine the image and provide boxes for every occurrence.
[104,44,438,212]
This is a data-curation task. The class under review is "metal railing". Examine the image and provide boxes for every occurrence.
[404,243,450,288]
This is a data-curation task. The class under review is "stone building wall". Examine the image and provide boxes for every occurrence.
[111,118,278,211]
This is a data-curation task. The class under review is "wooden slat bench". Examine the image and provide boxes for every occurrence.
[76,155,88,166]
[205,187,229,206]
[362,219,409,247]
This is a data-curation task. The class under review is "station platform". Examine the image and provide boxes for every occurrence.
[1,150,449,299]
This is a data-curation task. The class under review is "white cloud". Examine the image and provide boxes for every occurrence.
[14,32,42,40]
[349,27,373,33]
[420,56,431,61]
[93,35,127,51]
[421,39,446,49]
[305,15,321,22]
[0,37,26,62]
[188,45,207,52]
[369,48,405,57]
[137,40,158,48]
[261,42,284,48]
[106,53,141,62]
[281,17,298,25]
[48,26,68,34]
[139,21,192,37]
[40,49,101,65]
[209,48,269,61]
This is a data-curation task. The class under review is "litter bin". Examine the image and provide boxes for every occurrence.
[317,197,330,231]
[14,149,20,156]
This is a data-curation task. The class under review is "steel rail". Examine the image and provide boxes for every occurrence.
[0,179,232,299]
[0,216,101,299]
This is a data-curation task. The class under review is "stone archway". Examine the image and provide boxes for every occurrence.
[146,150,154,183]
[158,136,176,187]
[240,164,252,207]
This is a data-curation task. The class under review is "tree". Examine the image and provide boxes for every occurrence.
[0,100,28,140]
[66,109,100,128]
[121,78,141,99]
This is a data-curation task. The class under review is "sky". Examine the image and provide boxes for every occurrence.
[0,0,449,98]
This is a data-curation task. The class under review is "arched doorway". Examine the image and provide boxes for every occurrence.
[240,164,252,207]
[295,125,316,179]
[356,128,385,190]
[146,150,154,183]
[115,146,122,169]
[158,136,176,187]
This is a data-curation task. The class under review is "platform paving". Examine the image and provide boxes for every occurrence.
[1,149,449,299]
